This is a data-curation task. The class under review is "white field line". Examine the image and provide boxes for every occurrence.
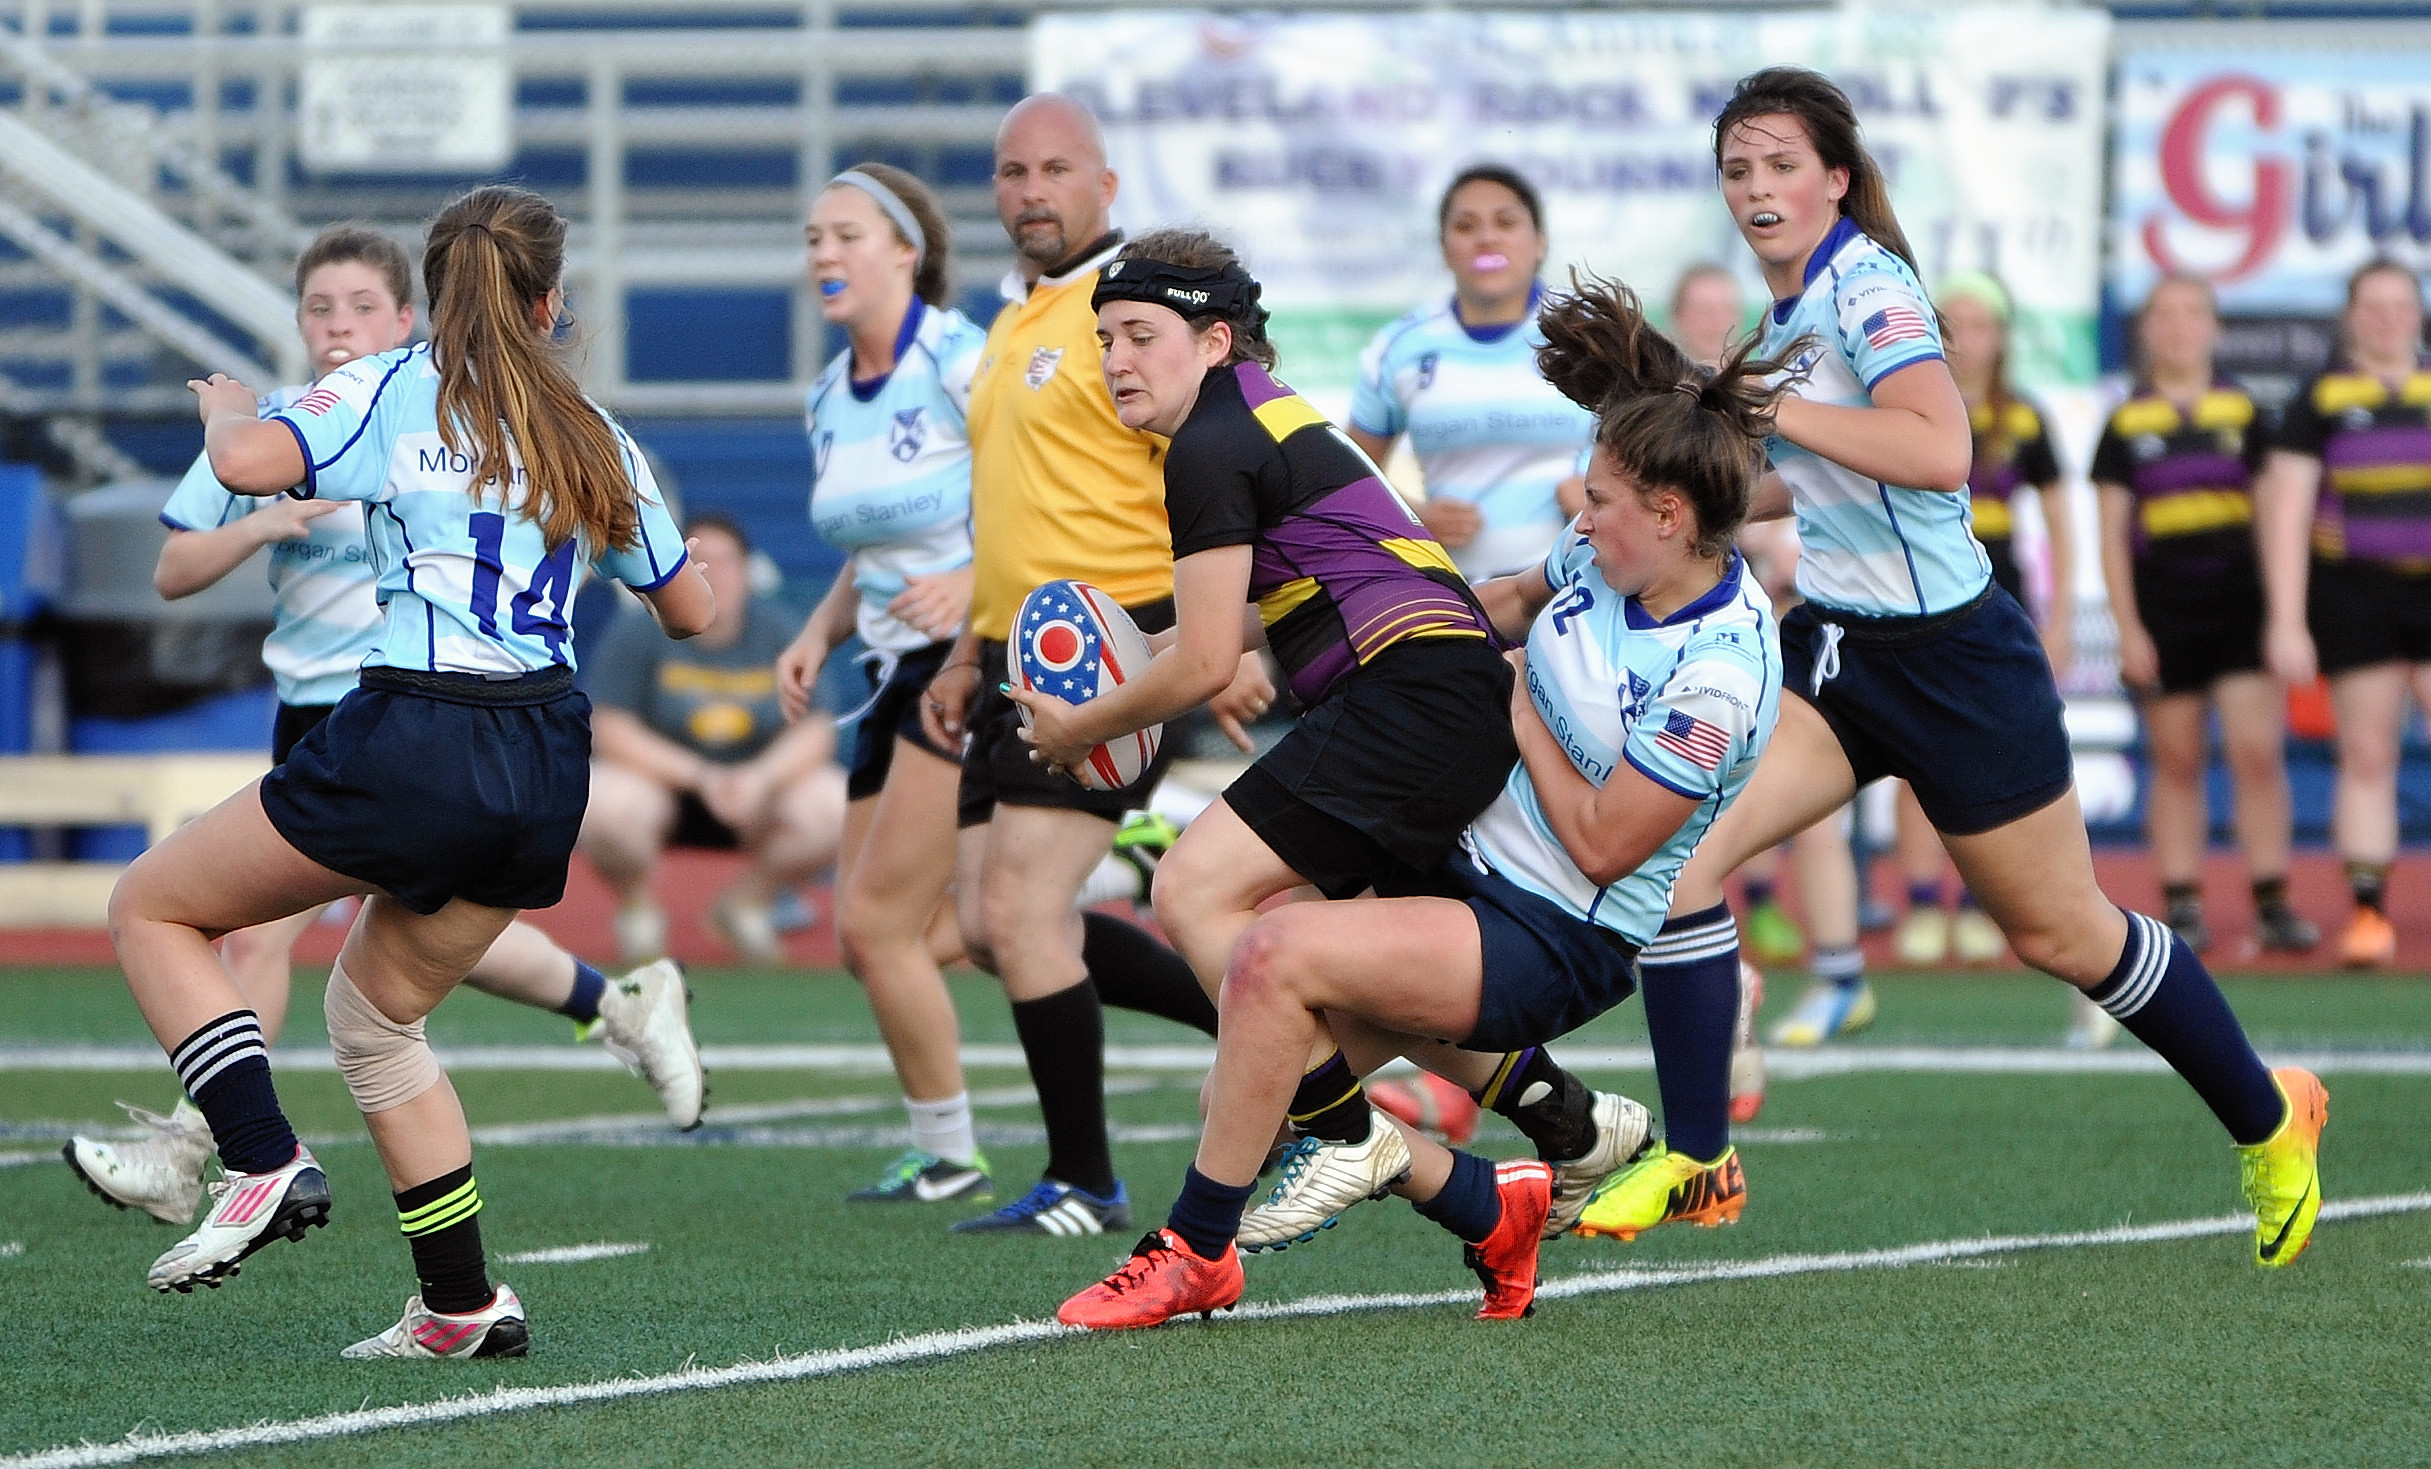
[496,1242,650,1266]
[8,1192,2428,1469]
[0,1241,20,1258]
[9,1042,2431,1077]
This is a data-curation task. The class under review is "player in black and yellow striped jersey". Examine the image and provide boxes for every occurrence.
[2257,259,2431,967]
[2093,273,2314,961]
[920,94,1265,1239]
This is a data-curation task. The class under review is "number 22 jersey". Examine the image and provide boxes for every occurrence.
[271,343,689,675]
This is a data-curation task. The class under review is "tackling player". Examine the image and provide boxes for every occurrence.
[107,185,713,1355]
[66,225,703,1228]
[1053,278,1790,1328]
[775,162,997,1204]
[1578,69,2325,1269]
[1346,165,1595,581]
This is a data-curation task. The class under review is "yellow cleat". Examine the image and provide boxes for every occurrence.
[1572,1146,1745,1242]
[2239,1067,2327,1268]
[1767,979,1877,1048]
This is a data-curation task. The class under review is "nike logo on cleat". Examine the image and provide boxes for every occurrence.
[913,1171,981,1203]
[2259,1177,2315,1262]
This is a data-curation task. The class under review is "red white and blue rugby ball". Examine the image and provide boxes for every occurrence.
[1014,579,1161,791]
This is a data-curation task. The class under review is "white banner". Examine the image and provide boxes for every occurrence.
[299,5,512,174]
[1032,7,2112,394]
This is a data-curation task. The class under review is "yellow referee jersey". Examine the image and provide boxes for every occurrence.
[966,235,1172,640]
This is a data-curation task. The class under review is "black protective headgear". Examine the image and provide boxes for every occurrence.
[1091,255,1269,336]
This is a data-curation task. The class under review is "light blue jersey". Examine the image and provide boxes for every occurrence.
[1759,218,1988,617]
[161,383,383,707]
[807,298,983,653]
[273,343,688,675]
[1350,289,1594,582]
[1465,529,1781,947]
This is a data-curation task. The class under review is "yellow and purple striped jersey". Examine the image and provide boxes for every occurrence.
[2274,364,2431,567]
[2088,382,2262,575]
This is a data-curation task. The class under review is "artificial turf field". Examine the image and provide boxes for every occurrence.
[3,964,2429,1467]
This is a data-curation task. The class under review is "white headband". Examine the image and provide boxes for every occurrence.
[828,170,926,265]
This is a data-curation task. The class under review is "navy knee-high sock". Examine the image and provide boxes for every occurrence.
[2088,912,2285,1144]
[1638,903,1740,1163]
[169,1010,298,1174]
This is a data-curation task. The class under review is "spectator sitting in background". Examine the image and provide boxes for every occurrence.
[579,514,847,963]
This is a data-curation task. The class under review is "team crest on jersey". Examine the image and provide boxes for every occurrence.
[813,430,834,480]
[1619,670,1652,728]
[890,408,927,462]
[1416,352,1439,389]
[1025,347,1065,391]
[291,387,342,417]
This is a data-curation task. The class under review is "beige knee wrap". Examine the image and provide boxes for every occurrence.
[324,959,443,1114]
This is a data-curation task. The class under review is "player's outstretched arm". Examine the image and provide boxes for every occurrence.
[1472,561,1556,642]
[154,499,344,600]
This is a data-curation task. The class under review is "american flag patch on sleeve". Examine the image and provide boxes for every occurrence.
[1654,708,1730,771]
[290,387,342,417]
[1862,306,1930,351]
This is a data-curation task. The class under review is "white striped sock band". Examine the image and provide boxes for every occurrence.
[169,1011,268,1098]
[1642,915,1739,966]
[2094,913,2171,1020]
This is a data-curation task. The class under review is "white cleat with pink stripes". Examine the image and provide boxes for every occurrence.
[145,1145,332,1293]
[341,1286,530,1360]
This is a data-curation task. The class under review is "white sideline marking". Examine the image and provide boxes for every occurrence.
[8,1042,2431,1077]
[2402,1257,2431,1269]
[497,1242,650,1266]
[9,1192,2426,1469]
[0,1241,20,1258]
[0,1150,49,1170]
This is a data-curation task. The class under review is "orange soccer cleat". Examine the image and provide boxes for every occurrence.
[1056,1229,1243,1330]
[1370,1073,1482,1145]
[1466,1158,1553,1320]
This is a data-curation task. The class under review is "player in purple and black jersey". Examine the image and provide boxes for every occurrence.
[2095,273,2315,968]
[2256,258,2431,968]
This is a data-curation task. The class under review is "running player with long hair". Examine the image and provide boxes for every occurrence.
[1013,231,1643,1254]
[1053,280,1789,1328]
[775,161,996,1203]
[1346,164,1595,581]
[2254,258,2431,969]
[1575,68,2325,1268]
[108,185,711,1356]
[68,225,702,1228]
[2097,273,2314,992]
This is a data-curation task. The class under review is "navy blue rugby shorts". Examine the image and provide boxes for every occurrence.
[1381,849,1641,1054]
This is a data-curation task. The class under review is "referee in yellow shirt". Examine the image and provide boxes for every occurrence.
[922,93,1270,1237]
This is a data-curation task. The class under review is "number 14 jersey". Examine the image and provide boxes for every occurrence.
[272,343,689,675]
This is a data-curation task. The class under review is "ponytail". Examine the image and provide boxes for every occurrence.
[1538,271,1808,558]
[423,185,638,552]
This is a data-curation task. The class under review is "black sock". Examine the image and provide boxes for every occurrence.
[1637,904,1739,1163]
[2252,875,2291,915]
[1009,981,1116,1197]
[169,1010,298,1174]
[1410,1149,1501,1244]
[1742,875,1776,907]
[1165,1165,1255,1259]
[557,961,606,1024]
[395,1164,492,1315]
[2163,883,2203,929]
[1081,912,1217,1036]
[1906,879,1942,909]
[1473,1047,1595,1162]
[1288,1050,1371,1144]
[2348,861,2389,915]
[2088,912,2285,1145]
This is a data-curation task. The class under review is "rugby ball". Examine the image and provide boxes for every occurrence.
[1013,579,1162,791]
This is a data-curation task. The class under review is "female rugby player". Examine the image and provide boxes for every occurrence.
[1886,270,2073,973]
[69,227,703,1227]
[1011,231,1643,1250]
[775,163,997,1204]
[1576,68,2325,1269]
[1346,165,1595,581]
[1054,280,1791,1328]
[2255,259,2431,969]
[110,185,712,1356]
[2096,273,2314,980]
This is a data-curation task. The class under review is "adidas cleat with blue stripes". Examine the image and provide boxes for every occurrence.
[948,1179,1130,1237]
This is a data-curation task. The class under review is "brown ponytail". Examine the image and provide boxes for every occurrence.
[1538,271,1808,557]
[1713,67,1923,281]
[423,185,638,552]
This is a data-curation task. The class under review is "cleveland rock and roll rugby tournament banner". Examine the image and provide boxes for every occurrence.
[1029,7,2112,400]
[2113,41,2431,380]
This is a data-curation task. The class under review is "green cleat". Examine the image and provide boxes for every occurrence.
[1743,898,1806,966]
[848,1149,994,1204]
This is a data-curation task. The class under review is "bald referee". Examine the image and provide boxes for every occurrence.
[922,93,1268,1238]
